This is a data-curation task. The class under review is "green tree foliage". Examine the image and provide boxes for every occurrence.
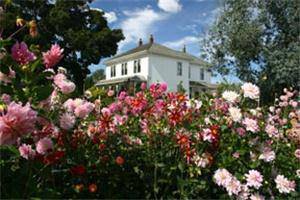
[0,0,124,93]
[204,0,300,103]
[84,69,105,89]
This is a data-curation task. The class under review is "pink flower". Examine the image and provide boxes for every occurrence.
[60,113,75,130]
[295,149,300,159]
[42,44,64,68]
[241,83,260,100]
[36,137,53,155]
[0,102,37,145]
[0,68,16,84]
[141,82,147,90]
[11,42,36,65]
[232,152,240,158]
[53,73,75,94]
[243,118,259,133]
[214,168,232,187]
[265,124,278,137]
[245,170,263,189]
[275,175,295,194]
[236,127,246,136]
[1,93,11,104]
[18,144,36,159]
[107,90,115,97]
[74,102,94,118]
[259,148,275,162]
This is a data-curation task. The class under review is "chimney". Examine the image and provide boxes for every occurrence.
[149,34,154,44]
[138,38,143,46]
[182,45,186,53]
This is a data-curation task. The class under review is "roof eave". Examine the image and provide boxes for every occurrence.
[105,50,148,65]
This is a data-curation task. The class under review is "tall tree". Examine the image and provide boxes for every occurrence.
[84,69,105,89]
[204,0,299,103]
[0,0,124,92]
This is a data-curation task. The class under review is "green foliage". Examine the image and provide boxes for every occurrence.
[0,0,124,93]
[205,0,300,103]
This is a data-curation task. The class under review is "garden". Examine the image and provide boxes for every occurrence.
[0,0,299,199]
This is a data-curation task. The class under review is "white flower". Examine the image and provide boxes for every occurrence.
[241,83,260,100]
[245,170,263,189]
[250,193,265,200]
[213,168,232,187]
[275,175,296,194]
[228,107,242,122]
[226,178,242,196]
[222,90,239,103]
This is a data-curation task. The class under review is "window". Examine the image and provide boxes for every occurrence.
[111,65,116,77]
[188,66,191,79]
[134,59,141,73]
[121,63,127,75]
[200,68,204,80]
[177,62,182,76]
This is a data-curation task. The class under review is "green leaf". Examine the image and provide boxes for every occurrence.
[0,39,13,48]
[34,85,53,101]
[0,64,10,74]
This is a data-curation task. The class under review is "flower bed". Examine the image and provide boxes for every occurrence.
[0,40,299,199]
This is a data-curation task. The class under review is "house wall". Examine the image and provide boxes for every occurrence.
[148,54,190,96]
[190,64,211,83]
[105,56,149,80]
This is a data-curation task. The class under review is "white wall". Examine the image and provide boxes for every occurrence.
[190,64,211,83]
[105,57,149,80]
[148,54,190,96]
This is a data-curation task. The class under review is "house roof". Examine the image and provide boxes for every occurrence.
[105,42,211,67]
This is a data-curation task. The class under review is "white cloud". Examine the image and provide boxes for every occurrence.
[119,7,167,50]
[158,0,182,13]
[104,11,117,23]
[91,7,117,23]
[163,36,199,49]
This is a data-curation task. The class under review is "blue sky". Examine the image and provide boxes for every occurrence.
[89,0,239,83]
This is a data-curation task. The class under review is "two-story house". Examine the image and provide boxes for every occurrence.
[96,35,217,98]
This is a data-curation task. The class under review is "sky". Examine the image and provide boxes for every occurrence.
[89,0,238,83]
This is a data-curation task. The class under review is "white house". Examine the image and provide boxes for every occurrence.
[96,35,217,98]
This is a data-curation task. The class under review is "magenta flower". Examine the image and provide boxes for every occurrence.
[0,102,37,145]
[42,44,64,68]
[11,42,36,65]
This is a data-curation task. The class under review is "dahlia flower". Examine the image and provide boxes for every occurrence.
[53,73,75,94]
[11,42,36,65]
[0,102,37,145]
[222,90,239,103]
[214,168,232,187]
[60,112,76,130]
[18,144,36,159]
[265,124,279,137]
[275,175,295,194]
[36,137,53,155]
[42,44,64,68]
[243,118,259,133]
[259,148,275,162]
[228,107,242,122]
[0,68,16,84]
[249,193,265,200]
[295,149,300,159]
[245,170,263,189]
[226,178,242,196]
[74,102,95,118]
[241,83,260,100]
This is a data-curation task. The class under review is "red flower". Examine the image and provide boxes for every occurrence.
[70,165,86,176]
[88,183,97,193]
[42,151,65,165]
[115,156,125,165]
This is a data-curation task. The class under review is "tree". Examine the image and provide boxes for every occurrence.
[84,69,105,89]
[0,0,124,93]
[204,0,299,103]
